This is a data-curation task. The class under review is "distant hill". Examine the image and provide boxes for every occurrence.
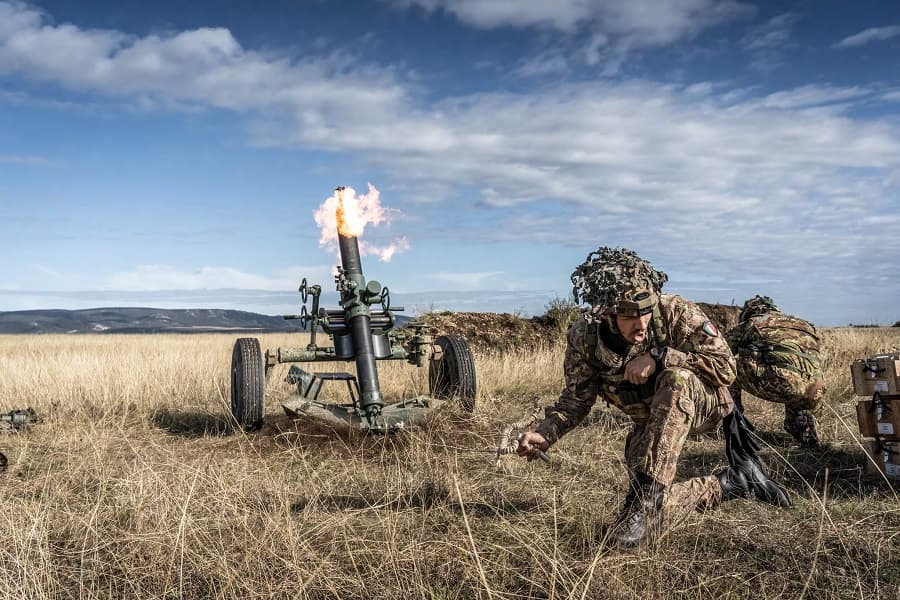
[0,307,415,334]
[0,308,308,334]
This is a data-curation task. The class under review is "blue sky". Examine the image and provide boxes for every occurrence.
[1,0,898,325]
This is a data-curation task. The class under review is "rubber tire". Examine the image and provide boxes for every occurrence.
[231,338,265,431]
[428,335,477,412]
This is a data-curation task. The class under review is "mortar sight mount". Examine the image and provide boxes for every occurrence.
[229,213,476,434]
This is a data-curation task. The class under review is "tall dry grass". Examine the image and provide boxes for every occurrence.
[0,329,898,599]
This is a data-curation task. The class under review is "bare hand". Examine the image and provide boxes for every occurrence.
[624,353,656,384]
[516,431,550,462]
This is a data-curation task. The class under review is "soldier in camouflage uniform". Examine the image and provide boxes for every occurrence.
[729,296,827,447]
[518,248,791,550]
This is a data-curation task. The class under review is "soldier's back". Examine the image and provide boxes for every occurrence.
[733,310,825,405]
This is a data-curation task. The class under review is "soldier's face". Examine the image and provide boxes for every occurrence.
[615,312,652,344]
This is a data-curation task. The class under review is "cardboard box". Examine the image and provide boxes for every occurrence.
[856,397,900,439]
[851,353,900,396]
[864,440,900,479]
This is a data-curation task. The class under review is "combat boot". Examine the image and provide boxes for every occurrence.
[723,410,792,507]
[717,467,750,500]
[610,473,666,550]
[784,406,820,448]
[735,457,791,506]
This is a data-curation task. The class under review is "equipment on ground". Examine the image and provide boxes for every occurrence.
[853,352,900,479]
[0,408,39,432]
[1,408,39,473]
[230,188,477,434]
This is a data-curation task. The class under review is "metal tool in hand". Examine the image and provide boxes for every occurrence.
[516,432,551,463]
[495,406,552,466]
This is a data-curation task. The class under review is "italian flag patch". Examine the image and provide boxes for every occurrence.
[702,322,719,337]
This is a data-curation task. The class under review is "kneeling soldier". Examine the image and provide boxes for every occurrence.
[518,247,791,550]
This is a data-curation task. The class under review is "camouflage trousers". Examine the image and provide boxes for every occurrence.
[731,359,827,412]
[624,367,733,514]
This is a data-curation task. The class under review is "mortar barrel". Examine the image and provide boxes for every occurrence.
[338,232,383,415]
[339,233,363,275]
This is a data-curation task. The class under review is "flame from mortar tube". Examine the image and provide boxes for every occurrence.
[313,184,410,262]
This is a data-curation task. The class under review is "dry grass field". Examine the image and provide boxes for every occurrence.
[0,326,898,599]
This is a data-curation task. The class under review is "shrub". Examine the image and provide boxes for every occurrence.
[544,295,582,334]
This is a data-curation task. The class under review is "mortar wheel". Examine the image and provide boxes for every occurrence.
[429,335,477,411]
[231,337,265,431]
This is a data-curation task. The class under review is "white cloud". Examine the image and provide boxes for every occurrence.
[835,25,900,49]
[105,265,332,291]
[597,0,753,47]
[386,0,753,73]
[386,1,753,74]
[386,0,589,30]
[513,49,571,78]
[0,1,410,129]
[0,1,41,38]
[742,12,797,50]
[741,12,799,72]
[755,84,872,110]
[385,0,752,47]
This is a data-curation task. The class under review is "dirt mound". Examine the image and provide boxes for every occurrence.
[417,311,562,351]
[696,302,742,336]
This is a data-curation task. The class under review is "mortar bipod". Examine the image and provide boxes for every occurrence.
[287,366,360,406]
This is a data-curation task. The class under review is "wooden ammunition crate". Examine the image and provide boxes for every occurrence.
[864,440,900,480]
[851,353,900,396]
[856,396,900,439]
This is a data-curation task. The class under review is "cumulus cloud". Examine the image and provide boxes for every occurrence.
[835,25,900,49]
[0,1,41,37]
[0,1,410,130]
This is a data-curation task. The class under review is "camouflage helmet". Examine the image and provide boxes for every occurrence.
[740,295,779,322]
[571,247,667,318]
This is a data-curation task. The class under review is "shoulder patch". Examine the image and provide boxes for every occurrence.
[702,321,719,337]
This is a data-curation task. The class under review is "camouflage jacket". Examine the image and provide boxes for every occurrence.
[536,294,736,444]
[727,311,823,378]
